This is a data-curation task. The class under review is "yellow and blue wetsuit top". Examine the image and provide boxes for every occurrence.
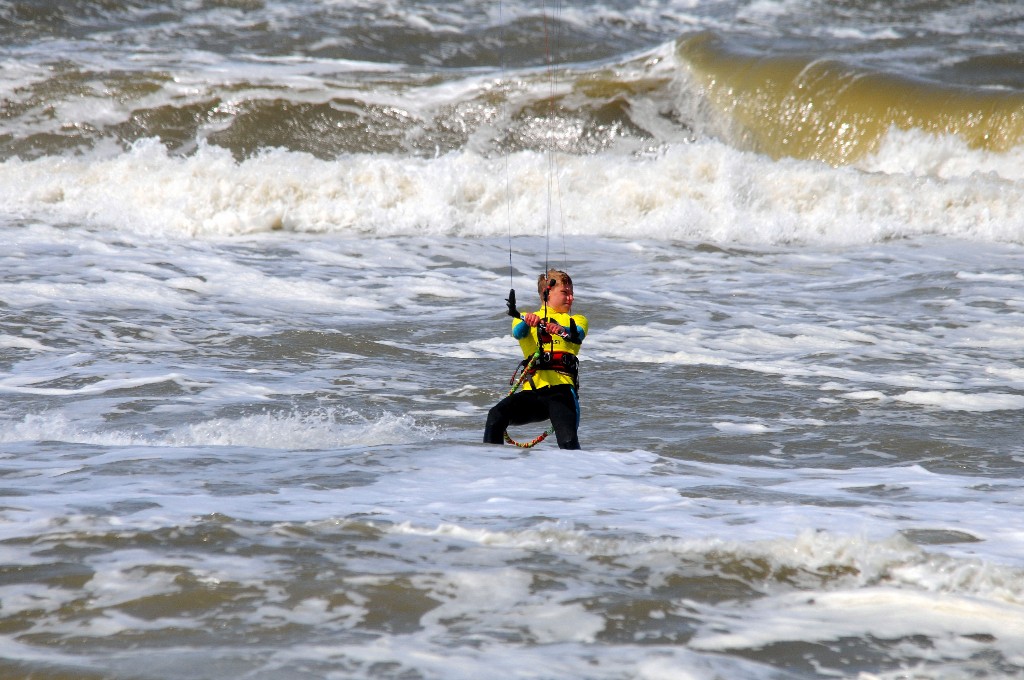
[512,309,588,390]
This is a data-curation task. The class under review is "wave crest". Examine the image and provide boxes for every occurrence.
[677,32,1024,166]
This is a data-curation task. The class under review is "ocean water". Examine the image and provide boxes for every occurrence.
[2,1,1024,679]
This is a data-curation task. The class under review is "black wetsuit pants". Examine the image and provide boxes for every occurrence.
[483,384,581,450]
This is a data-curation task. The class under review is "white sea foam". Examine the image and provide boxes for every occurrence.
[0,334,52,351]
[895,390,1024,412]
[0,408,434,448]
[171,409,435,448]
[712,421,775,434]
[2,133,1023,245]
[690,586,1024,657]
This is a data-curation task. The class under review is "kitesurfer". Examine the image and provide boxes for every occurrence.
[483,269,588,449]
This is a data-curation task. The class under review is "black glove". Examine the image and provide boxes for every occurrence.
[505,289,520,318]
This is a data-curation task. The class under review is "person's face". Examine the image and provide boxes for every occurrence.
[546,284,574,314]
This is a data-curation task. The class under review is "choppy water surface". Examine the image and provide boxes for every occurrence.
[3,229,1024,679]
[3,1,1024,678]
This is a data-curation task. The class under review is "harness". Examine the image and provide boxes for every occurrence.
[509,349,579,391]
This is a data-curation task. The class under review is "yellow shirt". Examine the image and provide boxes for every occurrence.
[513,310,588,390]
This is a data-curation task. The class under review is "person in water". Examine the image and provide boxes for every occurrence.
[483,269,588,449]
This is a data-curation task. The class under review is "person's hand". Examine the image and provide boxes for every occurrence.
[544,321,564,336]
[522,312,541,327]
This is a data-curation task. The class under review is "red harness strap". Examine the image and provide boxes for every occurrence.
[511,351,579,390]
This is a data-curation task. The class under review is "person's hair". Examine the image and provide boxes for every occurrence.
[537,269,573,298]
